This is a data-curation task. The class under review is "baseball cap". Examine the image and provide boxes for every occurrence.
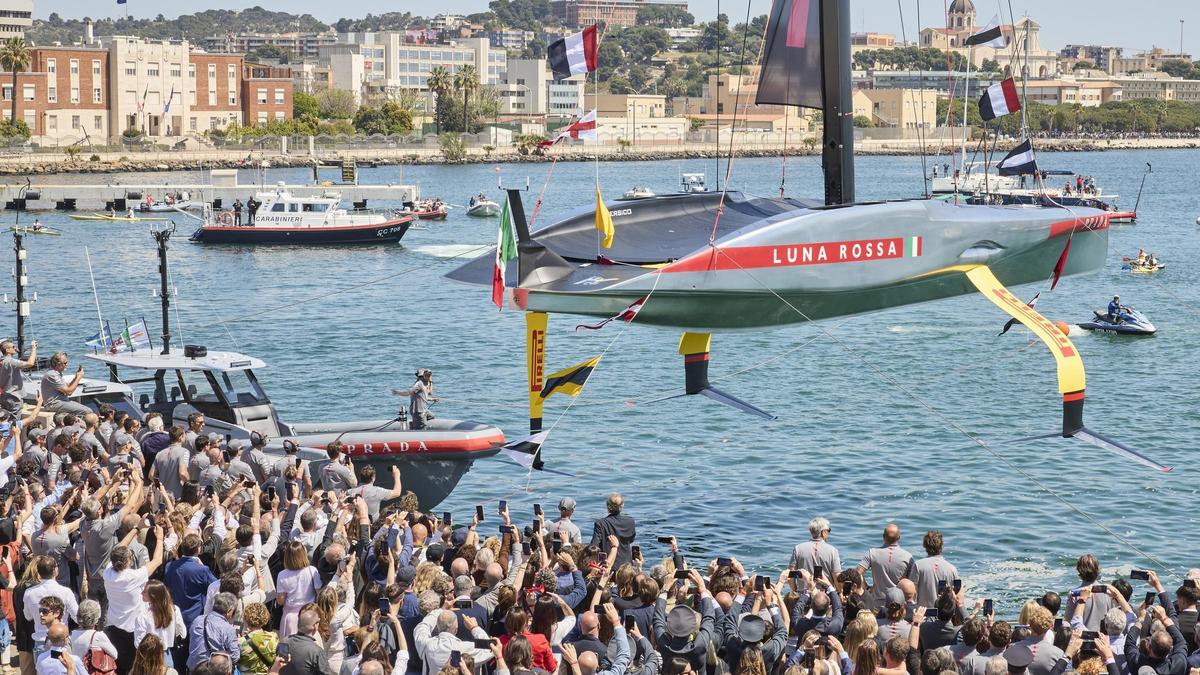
[885,586,906,608]
[397,565,417,586]
[558,497,576,511]
[28,428,47,440]
[451,528,469,547]
[426,543,448,563]
[227,439,244,451]
[113,432,135,447]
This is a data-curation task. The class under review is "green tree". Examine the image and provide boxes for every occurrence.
[293,91,319,119]
[0,38,31,126]
[695,14,731,53]
[353,101,414,135]
[249,44,289,63]
[314,88,356,119]
[852,115,875,128]
[438,132,466,162]
[488,0,554,31]
[1071,60,1095,71]
[980,58,1001,72]
[1159,59,1199,79]
[428,65,453,134]
[636,5,694,27]
[454,65,478,133]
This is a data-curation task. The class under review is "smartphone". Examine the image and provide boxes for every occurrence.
[789,570,804,580]
[454,599,472,609]
[938,580,948,593]
[754,575,765,591]
[624,615,636,630]
[443,511,452,525]
[451,651,461,668]
[276,642,290,660]
[320,496,331,506]
[656,536,674,544]
[1082,639,1096,651]
[50,650,62,659]
[1145,591,1157,606]
[814,565,824,580]
[522,541,531,556]
[379,598,391,614]
[473,638,493,649]
[475,504,485,522]
[499,524,513,534]
[552,540,562,554]
[1130,569,1150,581]
[294,456,302,469]
[498,499,507,514]
[1082,630,1099,640]
[158,502,166,514]
[842,581,853,595]
[1054,617,1064,631]
[716,557,733,567]
[533,503,543,516]
[673,552,684,570]
[953,579,963,592]
[818,636,830,647]
[983,598,994,615]
[674,569,689,579]
[631,545,641,558]
[204,485,214,497]
[267,486,276,501]
[1092,584,1106,593]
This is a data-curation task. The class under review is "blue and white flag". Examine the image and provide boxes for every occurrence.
[84,322,113,350]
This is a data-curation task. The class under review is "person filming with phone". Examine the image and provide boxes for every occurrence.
[40,352,90,416]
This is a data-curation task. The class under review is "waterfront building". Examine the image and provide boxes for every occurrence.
[583,91,690,141]
[496,58,585,120]
[103,36,194,140]
[1025,78,1122,107]
[1113,47,1194,75]
[1103,71,1200,103]
[678,73,811,133]
[0,45,109,144]
[1059,44,1123,75]
[243,63,294,126]
[851,88,939,128]
[550,0,689,29]
[326,33,504,103]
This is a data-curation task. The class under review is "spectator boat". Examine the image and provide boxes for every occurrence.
[399,199,450,221]
[190,186,413,245]
[1078,307,1156,335]
[466,196,501,217]
[82,346,504,507]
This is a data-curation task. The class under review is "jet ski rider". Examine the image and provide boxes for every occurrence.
[1107,295,1127,324]
[392,368,439,430]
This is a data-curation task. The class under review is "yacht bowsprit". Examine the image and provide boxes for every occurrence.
[190,185,412,245]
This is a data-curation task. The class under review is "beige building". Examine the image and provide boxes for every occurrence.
[104,37,194,140]
[851,88,939,128]
[1025,79,1121,107]
[582,92,689,142]
[497,58,584,119]
[1104,71,1200,102]
[1114,47,1193,75]
[919,0,1058,78]
[677,73,812,132]
[0,0,31,39]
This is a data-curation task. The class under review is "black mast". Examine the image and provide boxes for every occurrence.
[12,231,26,357]
[820,0,854,205]
[151,225,174,355]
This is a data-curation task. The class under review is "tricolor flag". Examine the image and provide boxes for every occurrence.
[964,15,1007,47]
[576,296,646,331]
[110,320,152,353]
[594,186,614,249]
[163,86,175,114]
[547,25,599,81]
[979,78,1021,121]
[491,198,518,309]
[137,85,148,113]
[904,236,922,257]
[539,110,597,148]
[998,139,1037,176]
[540,356,601,399]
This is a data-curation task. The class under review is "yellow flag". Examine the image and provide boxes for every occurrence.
[594,186,614,249]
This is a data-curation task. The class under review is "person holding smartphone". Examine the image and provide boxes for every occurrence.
[1064,554,1114,632]
[906,530,962,608]
[789,517,841,586]
[792,568,845,638]
[38,352,90,415]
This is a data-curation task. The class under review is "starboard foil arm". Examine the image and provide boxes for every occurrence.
[963,265,1170,472]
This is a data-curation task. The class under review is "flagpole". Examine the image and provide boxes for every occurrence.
[141,315,154,352]
[961,45,971,202]
[84,247,108,350]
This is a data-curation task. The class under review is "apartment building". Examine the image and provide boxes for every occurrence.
[29,46,109,143]
[550,0,688,28]
[188,52,244,133]
[243,63,293,126]
[0,0,32,39]
[201,32,338,60]
[326,33,505,101]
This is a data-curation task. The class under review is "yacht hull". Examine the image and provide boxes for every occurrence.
[190,217,412,245]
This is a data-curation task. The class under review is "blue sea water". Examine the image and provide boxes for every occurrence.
[20,148,1200,612]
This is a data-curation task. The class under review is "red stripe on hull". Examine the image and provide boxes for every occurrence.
[317,434,505,457]
[1048,214,1109,239]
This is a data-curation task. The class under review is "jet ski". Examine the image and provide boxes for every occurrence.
[1078,308,1156,335]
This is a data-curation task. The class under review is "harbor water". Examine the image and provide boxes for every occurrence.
[21,148,1200,612]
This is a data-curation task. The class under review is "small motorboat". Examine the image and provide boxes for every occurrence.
[1078,308,1156,335]
[466,195,501,217]
[191,185,412,245]
[10,225,61,236]
[399,200,449,221]
[621,186,656,200]
[138,201,202,213]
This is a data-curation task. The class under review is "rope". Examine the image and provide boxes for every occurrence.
[709,0,757,245]
[527,156,560,229]
[709,245,1175,575]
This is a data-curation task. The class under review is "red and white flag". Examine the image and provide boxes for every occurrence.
[979,78,1021,121]
[547,25,599,81]
[539,110,597,148]
[575,296,646,331]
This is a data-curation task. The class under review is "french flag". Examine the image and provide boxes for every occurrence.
[547,25,599,81]
[979,78,1021,121]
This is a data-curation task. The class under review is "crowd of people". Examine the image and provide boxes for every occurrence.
[0,396,1194,675]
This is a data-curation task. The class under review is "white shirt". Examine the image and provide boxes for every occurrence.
[132,602,186,651]
[69,629,118,661]
[24,580,79,641]
[100,565,150,632]
[35,649,87,675]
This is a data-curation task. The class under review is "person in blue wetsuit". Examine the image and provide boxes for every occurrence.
[1108,295,1126,324]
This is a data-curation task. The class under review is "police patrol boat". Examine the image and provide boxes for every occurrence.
[191,184,412,245]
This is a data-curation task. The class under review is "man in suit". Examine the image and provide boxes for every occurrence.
[591,493,635,570]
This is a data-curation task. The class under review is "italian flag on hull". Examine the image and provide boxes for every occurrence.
[492,199,517,309]
[904,236,923,257]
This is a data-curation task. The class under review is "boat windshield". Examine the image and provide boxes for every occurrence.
[214,368,269,406]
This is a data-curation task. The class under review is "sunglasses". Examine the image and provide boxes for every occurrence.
[38,607,55,615]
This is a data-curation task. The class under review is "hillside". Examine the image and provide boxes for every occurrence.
[28,6,330,45]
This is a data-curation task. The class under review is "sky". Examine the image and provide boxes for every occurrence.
[46,0,1200,57]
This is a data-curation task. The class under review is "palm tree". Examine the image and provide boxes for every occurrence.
[455,65,478,134]
[427,66,452,134]
[0,38,31,128]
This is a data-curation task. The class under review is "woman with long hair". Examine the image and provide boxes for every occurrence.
[500,607,557,672]
[132,581,185,668]
[850,642,879,675]
[317,581,360,675]
[276,541,323,638]
[130,634,175,675]
[503,635,549,675]
[736,644,767,675]
[237,603,278,675]
[842,616,876,665]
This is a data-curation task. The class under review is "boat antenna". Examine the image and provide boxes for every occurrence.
[151,223,176,355]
